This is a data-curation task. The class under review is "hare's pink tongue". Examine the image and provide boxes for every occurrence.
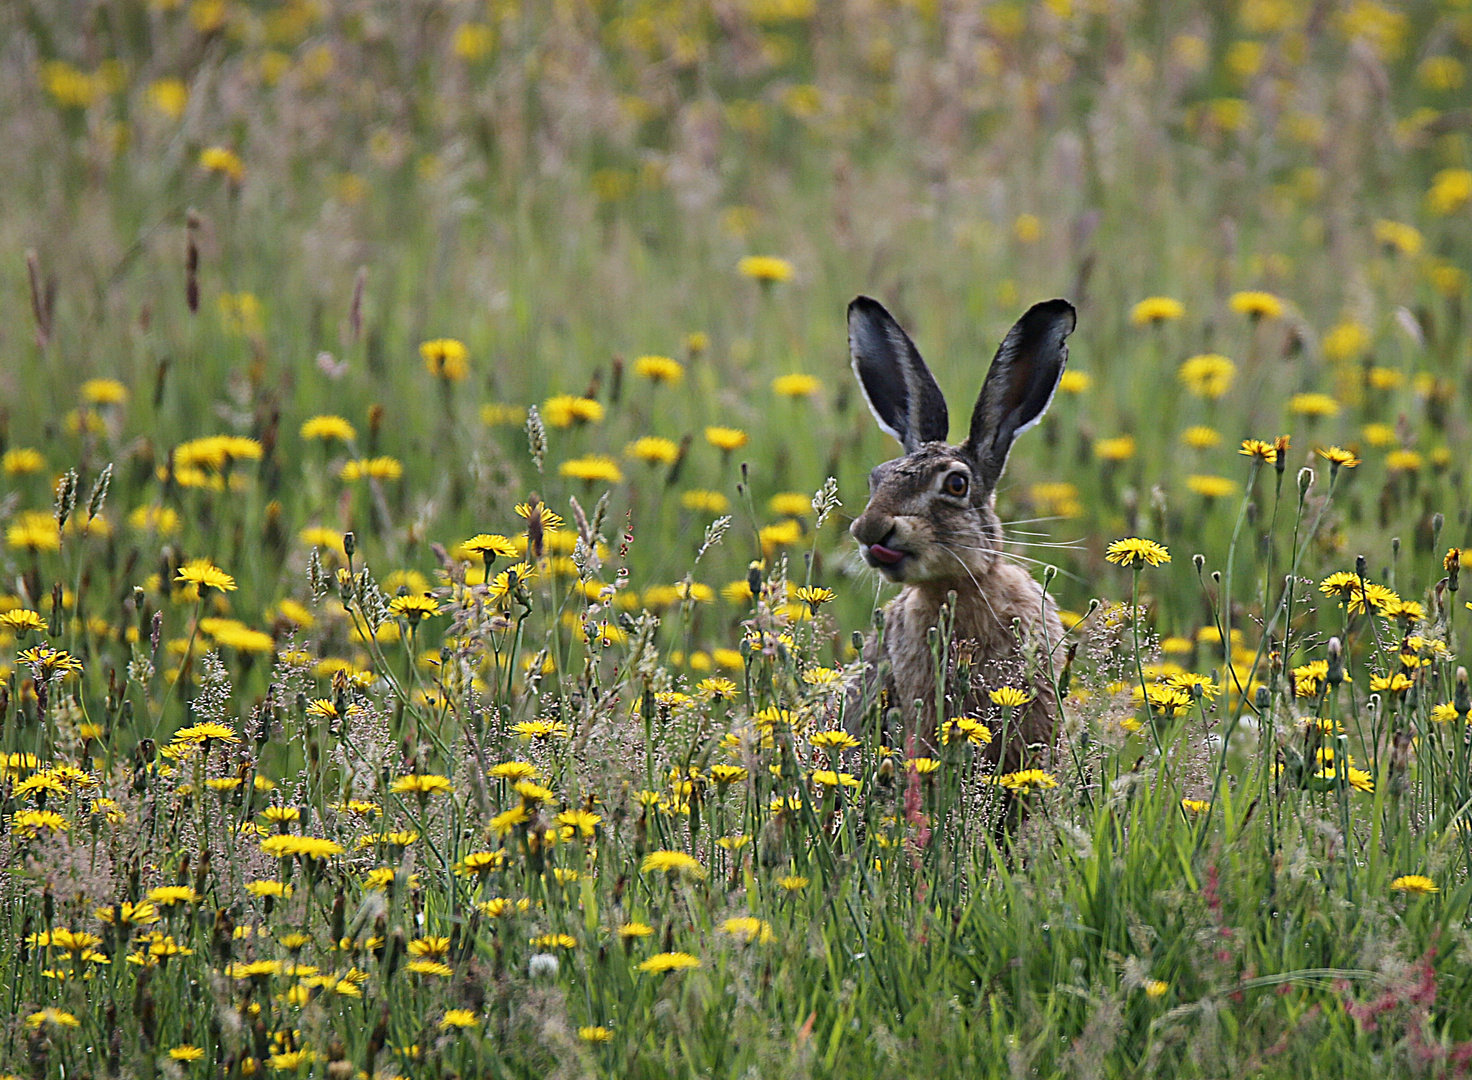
[869,543,905,565]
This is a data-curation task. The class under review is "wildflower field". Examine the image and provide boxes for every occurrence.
[3,1,1472,1076]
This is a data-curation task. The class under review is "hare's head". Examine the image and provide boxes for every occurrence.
[848,296,1076,584]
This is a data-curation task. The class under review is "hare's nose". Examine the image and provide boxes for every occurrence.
[851,513,892,547]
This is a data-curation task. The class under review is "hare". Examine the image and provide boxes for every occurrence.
[847,295,1076,768]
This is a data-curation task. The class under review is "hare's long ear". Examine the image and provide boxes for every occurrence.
[849,296,950,454]
[964,299,1076,488]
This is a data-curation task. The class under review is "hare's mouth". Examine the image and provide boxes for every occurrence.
[864,541,910,577]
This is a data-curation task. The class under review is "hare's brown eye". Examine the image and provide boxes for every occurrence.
[943,472,969,497]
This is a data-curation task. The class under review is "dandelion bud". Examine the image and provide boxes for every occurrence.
[139,989,156,1047]
[1253,685,1271,711]
[185,210,200,314]
[382,928,404,980]
[1297,467,1314,498]
[877,756,895,787]
[364,1008,390,1070]
[1193,553,1206,572]
[336,567,355,602]
[27,247,52,347]
[48,582,64,639]
[342,531,355,558]
[348,265,366,344]
[1433,512,1445,543]
[1042,564,1057,587]
[367,403,384,453]
[609,356,624,405]
[526,496,545,560]
[1274,435,1290,476]
[1326,637,1344,687]
[747,561,763,600]
[852,630,865,653]
[1446,549,1461,593]
[1355,554,1367,579]
[1456,667,1470,719]
[1058,641,1077,697]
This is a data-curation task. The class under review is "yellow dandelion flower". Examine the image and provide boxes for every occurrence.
[300,414,356,442]
[626,437,681,465]
[26,1008,81,1029]
[560,455,623,484]
[722,917,775,943]
[705,426,749,451]
[199,146,244,181]
[1187,474,1238,499]
[339,456,403,481]
[768,492,812,517]
[993,769,1058,795]
[1105,537,1171,567]
[681,489,730,514]
[1386,449,1423,472]
[989,686,1031,708]
[1239,439,1277,463]
[387,595,441,624]
[1130,297,1185,325]
[738,255,794,282]
[541,395,604,427]
[389,773,453,796]
[437,1009,477,1030]
[1181,426,1221,449]
[772,373,821,397]
[420,338,469,380]
[1427,168,1472,216]
[1229,290,1284,319]
[1322,320,1370,361]
[1391,874,1438,895]
[7,511,61,552]
[1057,370,1091,394]
[1288,392,1339,418]
[2,447,46,475]
[1316,446,1360,469]
[1178,354,1236,398]
[1093,434,1136,461]
[637,951,701,974]
[633,355,684,383]
[640,850,706,879]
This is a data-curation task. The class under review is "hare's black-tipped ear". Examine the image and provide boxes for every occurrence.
[964,299,1076,487]
[848,296,949,454]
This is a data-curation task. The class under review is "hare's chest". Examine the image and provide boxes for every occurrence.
[882,585,1045,718]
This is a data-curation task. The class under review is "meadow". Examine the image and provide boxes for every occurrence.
[2,0,1472,1076]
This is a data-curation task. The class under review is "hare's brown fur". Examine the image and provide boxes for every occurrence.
[845,296,1074,764]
